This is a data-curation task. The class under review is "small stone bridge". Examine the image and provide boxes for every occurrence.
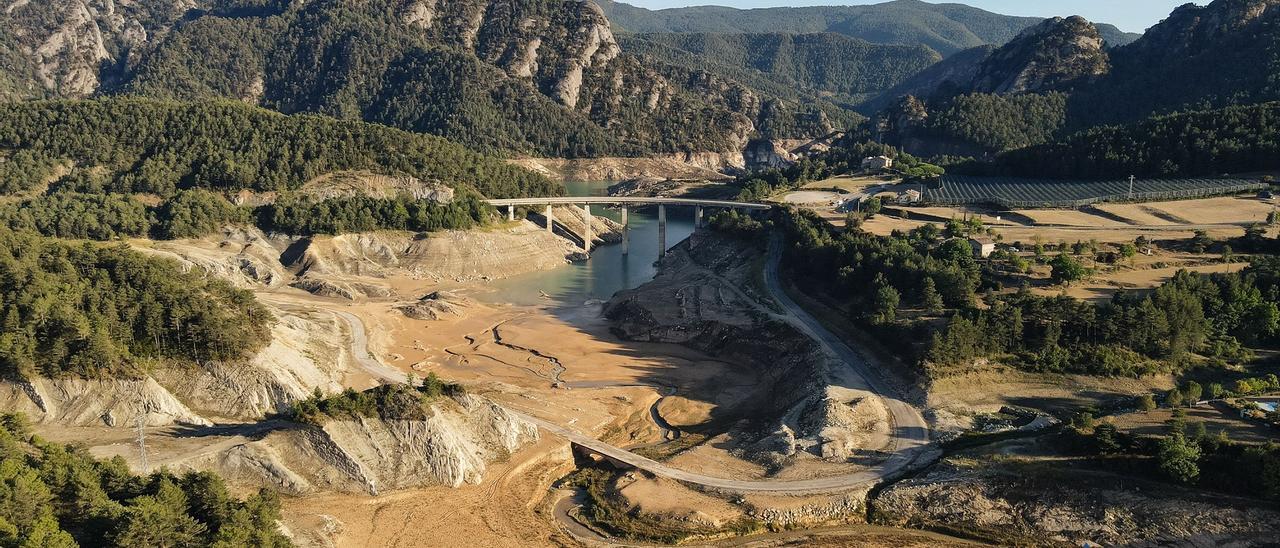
[486,197,772,257]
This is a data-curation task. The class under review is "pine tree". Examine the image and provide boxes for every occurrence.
[921,277,944,315]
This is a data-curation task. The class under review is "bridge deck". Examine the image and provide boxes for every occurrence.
[485,196,772,210]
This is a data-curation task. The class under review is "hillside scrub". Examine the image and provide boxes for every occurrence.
[288,377,465,426]
[0,412,290,546]
[0,229,273,379]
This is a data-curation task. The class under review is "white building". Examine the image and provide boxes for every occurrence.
[897,189,922,204]
[968,236,996,258]
[861,155,894,172]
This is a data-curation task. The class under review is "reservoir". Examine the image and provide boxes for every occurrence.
[483,180,696,305]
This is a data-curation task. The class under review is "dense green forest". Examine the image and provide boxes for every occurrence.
[0,98,559,198]
[864,0,1280,164]
[977,102,1280,179]
[0,189,495,241]
[0,413,289,546]
[619,32,940,104]
[0,229,272,379]
[910,92,1069,154]
[260,194,490,236]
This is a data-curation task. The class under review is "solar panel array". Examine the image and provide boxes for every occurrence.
[921,175,1269,209]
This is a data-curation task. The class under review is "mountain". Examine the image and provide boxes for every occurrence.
[967,16,1109,95]
[597,0,1140,56]
[618,32,942,104]
[0,0,845,158]
[869,16,1104,155]
[1066,0,1280,129]
[869,0,1280,160]
[0,0,193,100]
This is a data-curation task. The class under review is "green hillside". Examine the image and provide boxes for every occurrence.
[619,32,941,104]
[598,0,1138,55]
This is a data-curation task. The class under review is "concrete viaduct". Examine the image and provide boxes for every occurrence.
[485,197,772,256]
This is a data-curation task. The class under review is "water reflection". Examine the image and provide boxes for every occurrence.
[482,182,695,305]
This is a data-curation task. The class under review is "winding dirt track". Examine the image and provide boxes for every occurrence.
[334,232,931,495]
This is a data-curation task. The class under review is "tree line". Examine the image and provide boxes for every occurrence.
[0,412,289,546]
[0,228,273,379]
[0,188,498,241]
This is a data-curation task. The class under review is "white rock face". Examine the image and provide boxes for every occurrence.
[402,0,438,29]
[206,393,539,495]
[33,1,111,96]
[0,377,210,427]
[0,303,349,427]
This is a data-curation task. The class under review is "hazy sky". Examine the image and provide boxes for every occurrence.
[621,1,1206,33]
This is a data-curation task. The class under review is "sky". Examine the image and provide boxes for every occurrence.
[620,1,1205,33]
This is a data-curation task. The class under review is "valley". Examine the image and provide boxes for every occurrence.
[0,0,1279,546]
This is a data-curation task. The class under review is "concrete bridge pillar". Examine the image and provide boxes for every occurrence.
[582,204,593,253]
[621,206,629,256]
[507,205,515,222]
[694,206,703,229]
[545,204,553,233]
[658,204,667,259]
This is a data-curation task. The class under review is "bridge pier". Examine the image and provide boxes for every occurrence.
[620,206,629,256]
[658,204,667,259]
[545,205,553,233]
[507,205,515,222]
[582,204,593,253]
[694,206,703,229]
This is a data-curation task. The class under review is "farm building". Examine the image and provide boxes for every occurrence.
[862,156,893,172]
[968,236,996,258]
[896,189,922,204]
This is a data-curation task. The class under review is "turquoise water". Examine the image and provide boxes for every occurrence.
[482,181,695,305]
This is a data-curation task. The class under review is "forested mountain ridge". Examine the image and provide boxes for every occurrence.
[1067,0,1280,129]
[0,98,558,198]
[869,16,1106,155]
[598,0,1139,55]
[0,0,853,158]
[618,32,942,105]
[868,0,1280,161]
